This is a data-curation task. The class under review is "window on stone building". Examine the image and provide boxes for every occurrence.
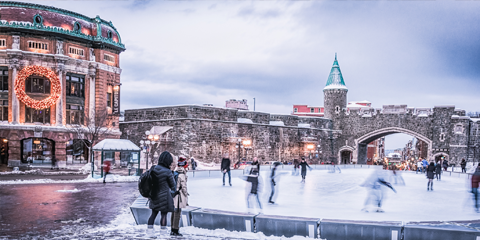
[25,107,50,124]
[104,54,115,62]
[0,39,5,47]
[0,100,7,121]
[28,41,48,50]
[68,47,84,56]
[0,68,8,92]
[66,73,85,98]
[107,92,112,108]
[66,104,84,125]
[25,76,50,94]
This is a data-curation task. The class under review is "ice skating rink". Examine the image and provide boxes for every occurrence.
[188,168,479,222]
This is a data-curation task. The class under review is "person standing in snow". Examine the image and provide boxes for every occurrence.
[147,151,176,237]
[471,164,480,212]
[103,160,111,184]
[170,156,189,236]
[461,159,467,173]
[299,157,312,183]
[426,162,435,191]
[221,153,232,186]
[435,161,442,181]
[361,169,396,212]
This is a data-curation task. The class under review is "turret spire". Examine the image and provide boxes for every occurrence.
[324,54,347,91]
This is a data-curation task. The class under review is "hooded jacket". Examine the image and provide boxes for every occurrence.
[173,167,189,208]
[149,162,176,212]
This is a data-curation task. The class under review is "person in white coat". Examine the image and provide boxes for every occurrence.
[361,170,396,212]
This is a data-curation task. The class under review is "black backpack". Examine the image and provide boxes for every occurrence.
[138,166,155,198]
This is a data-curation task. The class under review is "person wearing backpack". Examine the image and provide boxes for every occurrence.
[146,151,177,237]
[170,156,189,236]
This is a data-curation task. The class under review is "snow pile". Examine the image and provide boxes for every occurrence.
[195,160,219,170]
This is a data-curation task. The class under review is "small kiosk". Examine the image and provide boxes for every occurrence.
[92,139,141,177]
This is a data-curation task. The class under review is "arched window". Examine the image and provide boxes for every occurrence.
[73,22,81,32]
[107,30,112,39]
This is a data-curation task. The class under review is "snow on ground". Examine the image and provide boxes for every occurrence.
[188,168,479,222]
[0,173,139,185]
[195,160,220,170]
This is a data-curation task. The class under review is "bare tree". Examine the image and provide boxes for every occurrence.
[68,110,114,164]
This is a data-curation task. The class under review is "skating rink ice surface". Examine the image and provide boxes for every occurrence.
[188,168,479,222]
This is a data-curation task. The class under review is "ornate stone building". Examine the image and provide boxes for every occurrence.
[0,2,124,167]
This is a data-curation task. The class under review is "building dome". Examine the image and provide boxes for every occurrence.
[0,1,125,51]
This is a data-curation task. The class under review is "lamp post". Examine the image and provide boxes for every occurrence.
[307,144,315,160]
[235,138,243,163]
[140,130,159,170]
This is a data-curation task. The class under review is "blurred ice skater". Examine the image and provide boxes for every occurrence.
[268,162,287,204]
[329,161,341,173]
[427,162,435,191]
[299,157,312,183]
[471,164,480,212]
[390,165,405,185]
[243,160,262,213]
[361,170,396,212]
[435,161,442,181]
[292,158,300,176]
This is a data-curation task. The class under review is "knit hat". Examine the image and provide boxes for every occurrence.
[178,156,188,169]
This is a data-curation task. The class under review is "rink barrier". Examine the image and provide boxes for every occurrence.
[129,196,199,227]
[403,221,480,240]
[190,208,256,232]
[319,219,403,240]
[255,214,320,238]
[186,164,382,179]
[130,197,480,239]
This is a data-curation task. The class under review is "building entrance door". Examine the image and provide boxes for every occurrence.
[0,138,8,165]
[341,151,351,164]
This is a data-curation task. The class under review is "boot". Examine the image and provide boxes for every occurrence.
[427,182,430,191]
[146,226,155,238]
[170,228,183,236]
[430,182,433,191]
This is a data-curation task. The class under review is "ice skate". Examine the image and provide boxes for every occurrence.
[361,208,369,212]
[376,208,384,213]
[145,227,156,239]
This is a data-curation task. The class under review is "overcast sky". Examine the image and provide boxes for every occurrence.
[16,0,480,148]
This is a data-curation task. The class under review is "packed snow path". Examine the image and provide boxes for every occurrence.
[188,168,478,222]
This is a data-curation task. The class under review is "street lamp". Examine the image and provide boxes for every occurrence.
[140,130,159,170]
[242,139,252,160]
[307,144,315,159]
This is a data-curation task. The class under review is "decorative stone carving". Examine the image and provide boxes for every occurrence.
[12,35,20,50]
[89,48,95,62]
[56,40,64,55]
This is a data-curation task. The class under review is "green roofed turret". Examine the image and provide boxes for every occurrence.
[324,53,347,91]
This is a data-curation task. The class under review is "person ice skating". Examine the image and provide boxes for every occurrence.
[243,160,262,213]
[361,170,396,212]
[461,159,467,173]
[299,157,312,183]
[103,160,111,183]
[268,162,286,204]
[190,157,197,171]
[435,161,442,181]
[147,151,176,237]
[471,164,480,212]
[416,160,423,174]
[293,158,300,175]
[443,159,449,171]
[221,153,232,186]
[426,162,435,190]
[170,156,189,236]
[422,158,428,173]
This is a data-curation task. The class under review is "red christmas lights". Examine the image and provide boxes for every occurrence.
[15,66,61,110]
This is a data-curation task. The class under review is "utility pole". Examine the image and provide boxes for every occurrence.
[253,98,255,111]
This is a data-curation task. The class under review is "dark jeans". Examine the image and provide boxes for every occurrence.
[462,167,466,173]
[223,170,231,184]
[269,180,275,202]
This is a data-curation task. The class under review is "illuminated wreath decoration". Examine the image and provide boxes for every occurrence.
[14,66,61,110]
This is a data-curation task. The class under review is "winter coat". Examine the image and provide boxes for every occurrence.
[422,160,428,167]
[149,164,176,212]
[426,165,435,179]
[103,161,111,173]
[299,161,311,174]
[472,168,480,188]
[435,164,442,174]
[461,161,467,168]
[442,161,449,168]
[173,167,188,209]
[221,158,231,172]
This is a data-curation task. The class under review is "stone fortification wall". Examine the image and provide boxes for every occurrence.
[120,105,335,164]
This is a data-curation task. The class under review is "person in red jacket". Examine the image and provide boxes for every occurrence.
[103,160,111,184]
[471,164,480,212]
